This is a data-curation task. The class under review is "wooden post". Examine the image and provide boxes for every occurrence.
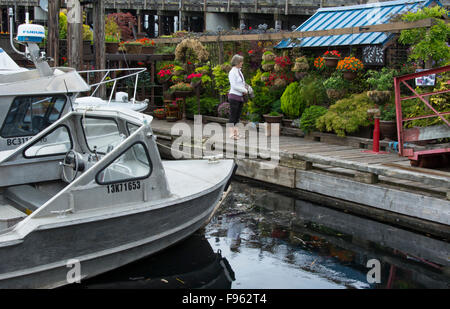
[93,0,105,98]
[0,8,3,33]
[151,60,155,109]
[196,85,200,115]
[67,0,82,70]
[48,0,60,67]
[137,10,142,34]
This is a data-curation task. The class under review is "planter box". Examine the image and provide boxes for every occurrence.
[105,42,119,54]
[141,46,155,54]
[263,114,283,123]
[125,44,142,54]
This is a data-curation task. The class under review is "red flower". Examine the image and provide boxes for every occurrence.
[137,62,145,66]
[248,50,254,54]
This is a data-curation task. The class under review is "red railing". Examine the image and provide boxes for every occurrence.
[394,65,450,162]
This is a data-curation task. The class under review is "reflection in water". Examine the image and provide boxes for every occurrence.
[205,180,450,289]
[66,180,449,289]
[65,233,235,289]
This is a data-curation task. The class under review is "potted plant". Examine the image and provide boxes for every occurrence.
[169,82,193,98]
[366,68,395,104]
[187,73,203,88]
[165,99,182,121]
[336,56,364,80]
[138,38,156,54]
[105,15,120,54]
[274,55,291,72]
[263,111,283,123]
[217,102,231,119]
[157,64,174,84]
[379,102,397,140]
[105,34,120,53]
[313,56,326,72]
[323,50,341,68]
[153,108,166,120]
[323,73,348,100]
[292,56,309,80]
[122,41,142,54]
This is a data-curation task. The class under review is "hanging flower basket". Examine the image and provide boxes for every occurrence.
[324,57,339,68]
[337,56,364,80]
[323,50,341,68]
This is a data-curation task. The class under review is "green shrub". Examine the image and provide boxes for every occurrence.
[300,105,328,133]
[365,68,396,91]
[185,96,220,116]
[316,93,376,137]
[212,62,230,95]
[280,82,302,119]
[323,73,348,90]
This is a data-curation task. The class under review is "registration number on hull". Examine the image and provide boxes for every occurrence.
[106,181,141,194]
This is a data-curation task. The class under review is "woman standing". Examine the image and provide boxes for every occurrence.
[228,54,248,140]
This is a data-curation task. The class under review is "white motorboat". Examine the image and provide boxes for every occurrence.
[0,105,236,288]
[0,17,236,289]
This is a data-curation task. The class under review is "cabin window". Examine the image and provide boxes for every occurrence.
[127,122,140,135]
[81,117,122,154]
[96,142,152,185]
[24,125,72,158]
[0,95,66,138]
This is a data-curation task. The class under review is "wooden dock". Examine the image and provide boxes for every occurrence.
[151,118,450,239]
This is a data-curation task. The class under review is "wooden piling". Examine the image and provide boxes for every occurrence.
[93,0,105,98]
[66,0,82,70]
[47,0,60,67]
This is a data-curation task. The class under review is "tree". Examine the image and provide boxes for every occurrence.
[398,6,450,68]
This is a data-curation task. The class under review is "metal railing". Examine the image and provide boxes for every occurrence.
[77,67,147,104]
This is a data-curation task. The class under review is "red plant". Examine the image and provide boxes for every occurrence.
[274,56,291,68]
[323,50,341,58]
[107,12,137,41]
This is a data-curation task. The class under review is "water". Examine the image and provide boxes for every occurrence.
[74,179,450,289]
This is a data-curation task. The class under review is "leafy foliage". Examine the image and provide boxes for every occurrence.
[323,73,348,90]
[365,68,396,91]
[299,105,328,133]
[316,93,376,137]
[212,62,231,95]
[280,82,302,119]
[398,6,450,67]
[185,96,220,116]
[403,71,450,127]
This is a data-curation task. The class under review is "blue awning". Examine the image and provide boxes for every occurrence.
[275,0,442,49]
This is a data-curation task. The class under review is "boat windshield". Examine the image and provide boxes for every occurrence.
[96,142,152,185]
[0,95,66,138]
[81,117,124,154]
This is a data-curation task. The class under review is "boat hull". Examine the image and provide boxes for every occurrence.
[0,183,227,288]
